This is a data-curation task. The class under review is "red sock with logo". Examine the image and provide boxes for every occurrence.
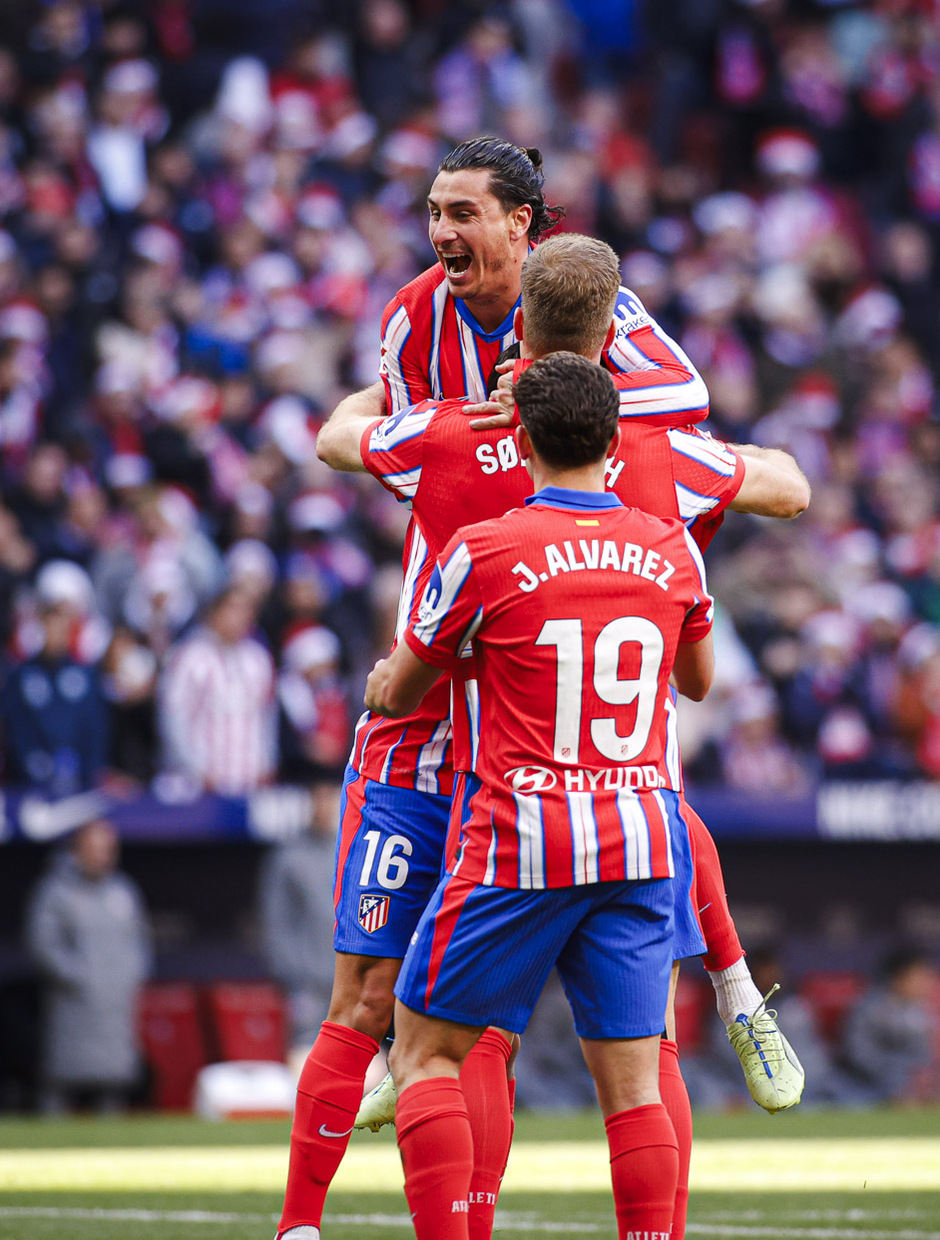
[461,1029,513,1240]
[686,806,743,971]
[605,1103,678,1240]
[659,1039,692,1240]
[278,1021,379,1235]
[398,1077,474,1240]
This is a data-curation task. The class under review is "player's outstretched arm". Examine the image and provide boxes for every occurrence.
[672,632,714,702]
[728,445,811,519]
[365,644,443,719]
[316,381,386,472]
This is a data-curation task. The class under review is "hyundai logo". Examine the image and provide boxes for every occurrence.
[505,765,558,792]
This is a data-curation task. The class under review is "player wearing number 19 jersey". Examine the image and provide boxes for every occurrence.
[374,353,716,1240]
[401,496,714,896]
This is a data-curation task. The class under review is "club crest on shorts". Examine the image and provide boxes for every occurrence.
[358,893,390,933]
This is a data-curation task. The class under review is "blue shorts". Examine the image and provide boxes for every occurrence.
[451,772,705,963]
[395,872,675,1038]
[332,764,451,958]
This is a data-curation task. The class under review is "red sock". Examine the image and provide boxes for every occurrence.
[461,1029,513,1240]
[605,1103,678,1240]
[686,806,743,972]
[398,1077,474,1240]
[278,1021,379,1234]
[507,1076,517,1157]
[659,1039,692,1240]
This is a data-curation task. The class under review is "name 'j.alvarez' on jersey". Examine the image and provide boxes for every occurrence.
[403,489,714,890]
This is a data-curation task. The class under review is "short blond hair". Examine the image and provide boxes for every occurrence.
[521,234,621,357]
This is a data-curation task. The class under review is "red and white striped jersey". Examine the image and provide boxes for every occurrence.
[404,488,714,889]
[347,509,455,796]
[379,263,709,425]
[363,402,744,553]
[360,399,744,785]
[354,256,712,796]
[159,627,277,796]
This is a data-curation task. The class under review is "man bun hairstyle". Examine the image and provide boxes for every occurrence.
[520,233,621,357]
[438,137,565,239]
[515,352,619,470]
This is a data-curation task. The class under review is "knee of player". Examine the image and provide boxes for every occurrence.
[352,983,397,1037]
[326,988,394,1042]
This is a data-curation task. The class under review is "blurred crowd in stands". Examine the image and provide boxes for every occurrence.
[0,0,939,798]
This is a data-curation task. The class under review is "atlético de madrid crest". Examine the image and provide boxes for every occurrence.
[358,893,390,933]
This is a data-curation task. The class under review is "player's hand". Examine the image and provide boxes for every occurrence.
[364,658,389,714]
[464,360,516,430]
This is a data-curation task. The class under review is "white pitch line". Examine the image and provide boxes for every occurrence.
[0,1208,939,1239]
[0,1207,603,1232]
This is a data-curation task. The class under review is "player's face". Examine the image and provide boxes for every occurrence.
[427,169,528,310]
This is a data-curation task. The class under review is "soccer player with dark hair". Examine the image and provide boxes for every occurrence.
[379,136,709,422]
[364,351,715,1240]
[274,140,716,1240]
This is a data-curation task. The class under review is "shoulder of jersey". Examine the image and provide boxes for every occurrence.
[392,262,447,312]
[613,502,683,538]
[612,284,652,331]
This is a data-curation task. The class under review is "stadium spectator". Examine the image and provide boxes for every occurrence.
[24,818,152,1114]
[0,560,110,796]
[276,623,350,784]
[838,948,940,1106]
[158,584,277,795]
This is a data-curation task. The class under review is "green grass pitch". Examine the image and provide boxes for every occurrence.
[0,1107,939,1239]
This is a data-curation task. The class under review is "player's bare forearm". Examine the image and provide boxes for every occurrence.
[729,444,811,519]
[672,633,714,701]
[364,643,443,718]
[316,381,387,471]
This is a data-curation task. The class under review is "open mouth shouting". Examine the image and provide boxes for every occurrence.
[440,251,472,280]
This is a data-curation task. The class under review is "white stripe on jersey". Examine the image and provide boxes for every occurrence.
[413,540,474,646]
[372,403,436,450]
[464,677,481,770]
[416,718,452,794]
[457,315,488,402]
[675,480,723,522]
[514,792,545,890]
[609,322,709,415]
[429,279,449,399]
[667,427,737,475]
[615,789,660,880]
[382,305,413,410]
[634,797,654,877]
[483,817,497,885]
[381,466,421,498]
[380,728,404,782]
[682,527,715,622]
[617,789,642,879]
[396,526,428,641]
[567,791,600,885]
